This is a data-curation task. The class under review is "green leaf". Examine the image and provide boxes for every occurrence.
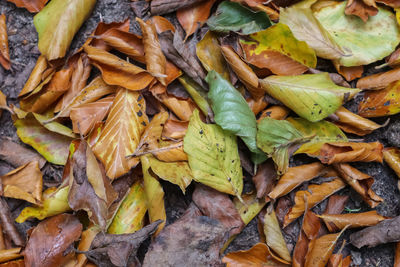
[314,1,400,67]
[287,117,347,157]
[256,118,311,174]
[34,0,96,60]
[260,73,360,122]
[183,109,243,196]
[207,1,271,35]
[179,76,213,118]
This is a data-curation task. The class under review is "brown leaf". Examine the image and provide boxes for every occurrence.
[150,0,206,15]
[192,184,245,237]
[0,259,25,267]
[357,68,400,90]
[319,142,383,164]
[335,64,363,82]
[269,162,326,199]
[345,0,378,22]
[258,105,290,121]
[84,45,154,91]
[0,248,22,264]
[333,106,385,136]
[252,159,276,199]
[376,0,400,7]
[162,118,188,140]
[319,210,386,232]
[222,243,289,267]
[383,147,400,188]
[284,178,346,227]
[18,55,48,97]
[333,163,383,208]
[246,96,268,115]
[177,0,216,39]
[151,16,175,34]
[6,0,48,12]
[0,137,46,168]
[0,15,10,70]
[76,225,100,267]
[395,242,400,267]
[22,214,82,267]
[154,91,196,121]
[328,254,351,267]
[84,220,162,267]
[70,95,114,136]
[86,19,130,50]
[67,140,118,229]
[350,215,400,248]
[1,161,42,204]
[0,198,24,247]
[323,195,349,215]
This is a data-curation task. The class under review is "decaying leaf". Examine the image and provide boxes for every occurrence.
[357,68,400,90]
[0,14,10,70]
[234,192,267,225]
[179,76,213,118]
[260,73,360,122]
[7,0,49,13]
[383,147,400,182]
[252,159,277,199]
[0,197,24,246]
[323,195,349,215]
[258,106,290,121]
[0,248,22,264]
[150,0,205,15]
[0,137,46,168]
[184,109,243,196]
[22,214,82,267]
[76,225,101,267]
[320,142,383,164]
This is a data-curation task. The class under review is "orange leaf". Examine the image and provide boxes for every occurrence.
[383,147,400,180]
[154,92,196,121]
[7,0,49,12]
[246,96,268,115]
[151,16,175,34]
[258,105,290,121]
[0,14,10,70]
[345,0,378,22]
[320,141,383,164]
[395,242,400,267]
[87,19,130,50]
[357,68,400,90]
[0,248,22,264]
[162,118,188,140]
[334,64,363,82]
[18,55,48,97]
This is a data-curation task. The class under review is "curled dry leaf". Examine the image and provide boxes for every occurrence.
[0,137,45,168]
[150,0,205,15]
[18,55,48,97]
[92,88,148,179]
[0,14,10,70]
[246,96,268,116]
[6,0,49,13]
[345,0,378,22]
[252,159,277,199]
[222,243,289,267]
[34,0,96,60]
[383,147,400,182]
[268,162,326,199]
[318,210,387,232]
[22,214,82,267]
[357,68,400,90]
[320,141,383,164]
[0,259,25,267]
[284,178,346,227]
[0,161,43,204]
[151,15,175,34]
[396,242,400,267]
[333,163,383,208]
[333,63,363,83]
[85,19,130,50]
[0,248,22,264]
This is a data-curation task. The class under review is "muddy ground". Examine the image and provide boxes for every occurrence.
[0,0,399,266]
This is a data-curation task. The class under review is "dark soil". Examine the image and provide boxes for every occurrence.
[0,0,399,266]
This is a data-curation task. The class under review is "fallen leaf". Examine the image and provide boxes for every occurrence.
[318,210,386,232]
[150,0,205,15]
[240,23,317,76]
[345,0,378,22]
[288,117,348,157]
[334,64,363,82]
[84,220,162,267]
[320,142,383,164]
[0,161,42,204]
[16,186,71,223]
[268,162,326,199]
[333,163,383,208]
[383,147,400,184]
[18,55,48,97]
[6,0,49,12]
[151,15,175,34]
[178,76,213,118]
[153,91,196,121]
[22,214,82,267]
[258,105,290,121]
[357,68,400,90]
[333,106,385,136]
[0,14,10,70]
[247,96,268,115]
[107,181,147,234]
[252,159,276,199]
[395,242,400,267]
[207,1,272,34]
[184,109,243,196]
[86,19,130,50]
[358,80,400,117]
[162,118,188,140]
[0,137,46,168]
[0,248,22,263]
[222,243,289,267]
[284,178,346,226]
[0,198,24,246]
[92,88,148,179]
[260,73,360,122]
[177,0,216,39]
[323,195,349,215]
[234,192,267,225]
[328,252,351,267]
[34,0,96,60]
[192,184,245,237]
[0,259,25,267]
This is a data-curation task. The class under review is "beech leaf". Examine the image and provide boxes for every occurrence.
[0,14,10,70]
[320,141,383,164]
[6,0,49,13]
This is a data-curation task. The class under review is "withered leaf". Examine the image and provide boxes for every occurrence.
[150,0,206,15]
[323,195,349,215]
[319,210,386,232]
[0,198,24,246]
[7,0,49,13]
[18,55,48,97]
[357,68,400,90]
[0,248,22,264]
[252,159,276,199]
[0,137,45,168]
[345,0,378,22]
[383,147,400,181]
[0,14,10,70]
[320,142,383,164]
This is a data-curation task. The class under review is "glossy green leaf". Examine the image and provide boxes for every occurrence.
[260,73,360,122]
[34,0,96,60]
[207,1,271,35]
[314,1,400,67]
[287,117,347,157]
[183,109,243,197]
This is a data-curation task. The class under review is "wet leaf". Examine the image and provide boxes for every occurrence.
[288,117,348,157]
[320,141,383,164]
[0,14,10,70]
[357,68,400,90]
[240,23,317,76]
[34,0,96,60]
[284,178,346,226]
[92,88,148,179]
[7,0,49,13]
[183,109,243,196]
[260,73,360,122]
[358,80,400,117]
[22,214,82,267]
[318,210,386,232]
[107,181,147,234]
[15,186,71,223]
[0,161,42,204]
[314,1,400,66]
[0,137,46,168]
[207,1,271,34]
[268,162,325,199]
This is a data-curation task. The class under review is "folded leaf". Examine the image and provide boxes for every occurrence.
[234,192,267,225]
[320,141,383,164]
[34,0,96,60]
[0,14,10,70]
[207,1,271,34]
[93,88,148,179]
[383,147,400,180]
[345,0,377,22]
[162,118,188,140]
[260,73,360,122]
[18,55,48,97]
[183,109,243,196]
[240,23,317,76]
